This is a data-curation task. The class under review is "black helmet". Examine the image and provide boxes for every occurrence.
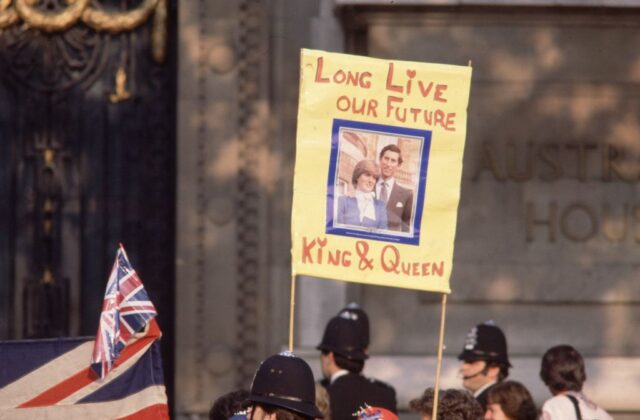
[457,321,511,367]
[337,302,370,348]
[248,352,322,419]
[317,315,368,360]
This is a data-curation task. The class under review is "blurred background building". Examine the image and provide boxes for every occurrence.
[1,0,639,418]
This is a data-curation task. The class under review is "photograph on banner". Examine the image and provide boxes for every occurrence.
[326,119,431,245]
[291,49,472,293]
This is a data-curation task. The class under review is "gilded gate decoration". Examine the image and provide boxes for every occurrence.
[0,0,166,62]
[0,0,176,397]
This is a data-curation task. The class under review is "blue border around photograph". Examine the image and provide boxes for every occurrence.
[326,119,432,246]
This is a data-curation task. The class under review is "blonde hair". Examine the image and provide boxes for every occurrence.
[314,383,331,420]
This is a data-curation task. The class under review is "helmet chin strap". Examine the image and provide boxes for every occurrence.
[462,370,483,380]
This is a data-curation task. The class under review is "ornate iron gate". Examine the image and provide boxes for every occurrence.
[0,0,175,398]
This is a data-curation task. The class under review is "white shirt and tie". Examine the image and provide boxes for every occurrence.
[376,178,394,204]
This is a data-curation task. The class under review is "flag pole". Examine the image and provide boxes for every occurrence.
[288,273,297,352]
[431,293,448,420]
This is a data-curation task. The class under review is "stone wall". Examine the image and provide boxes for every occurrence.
[176,1,640,417]
[295,4,640,415]
[175,0,327,416]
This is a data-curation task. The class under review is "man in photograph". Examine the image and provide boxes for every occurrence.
[376,144,413,232]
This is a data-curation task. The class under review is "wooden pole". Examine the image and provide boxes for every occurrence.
[428,59,471,418]
[430,59,467,419]
[288,273,297,352]
[431,293,448,420]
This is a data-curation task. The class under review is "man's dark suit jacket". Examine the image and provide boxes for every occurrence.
[384,182,413,232]
[326,373,397,420]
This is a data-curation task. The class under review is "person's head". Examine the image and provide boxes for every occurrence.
[209,389,250,420]
[317,315,367,378]
[248,403,313,420]
[314,383,331,420]
[336,302,370,349]
[378,145,403,180]
[458,322,511,392]
[351,160,380,193]
[410,388,483,420]
[539,344,586,394]
[484,381,537,420]
[247,352,322,420]
[318,348,366,379]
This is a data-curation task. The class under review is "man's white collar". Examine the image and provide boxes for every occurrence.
[330,369,349,384]
[474,380,497,398]
[379,177,395,188]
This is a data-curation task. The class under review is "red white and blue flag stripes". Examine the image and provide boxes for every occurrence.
[91,245,159,379]
[0,245,168,419]
[0,324,169,419]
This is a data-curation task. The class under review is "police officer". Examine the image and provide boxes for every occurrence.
[318,314,397,420]
[246,352,323,420]
[319,303,371,389]
[457,321,511,412]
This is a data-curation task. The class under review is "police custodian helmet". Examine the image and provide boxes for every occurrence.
[337,302,370,349]
[317,315,368,361]
[457,321,511,367]
[248,352,323,419]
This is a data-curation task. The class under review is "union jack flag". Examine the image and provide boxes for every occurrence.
[91,245,159,379]
[0,331,169,419]
[0,245,168,419]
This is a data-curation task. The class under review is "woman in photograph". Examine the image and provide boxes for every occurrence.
[337,159,388,229]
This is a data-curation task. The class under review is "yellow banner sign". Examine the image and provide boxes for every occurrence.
[291,49,472,293]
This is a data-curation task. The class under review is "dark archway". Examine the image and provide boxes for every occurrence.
[0,0,177,409]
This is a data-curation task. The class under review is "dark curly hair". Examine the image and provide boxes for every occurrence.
[209,389,250,420]
[539,345,586,393]
[487,381,537,420]
[254,403,313,420]
[410,388,483,420]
